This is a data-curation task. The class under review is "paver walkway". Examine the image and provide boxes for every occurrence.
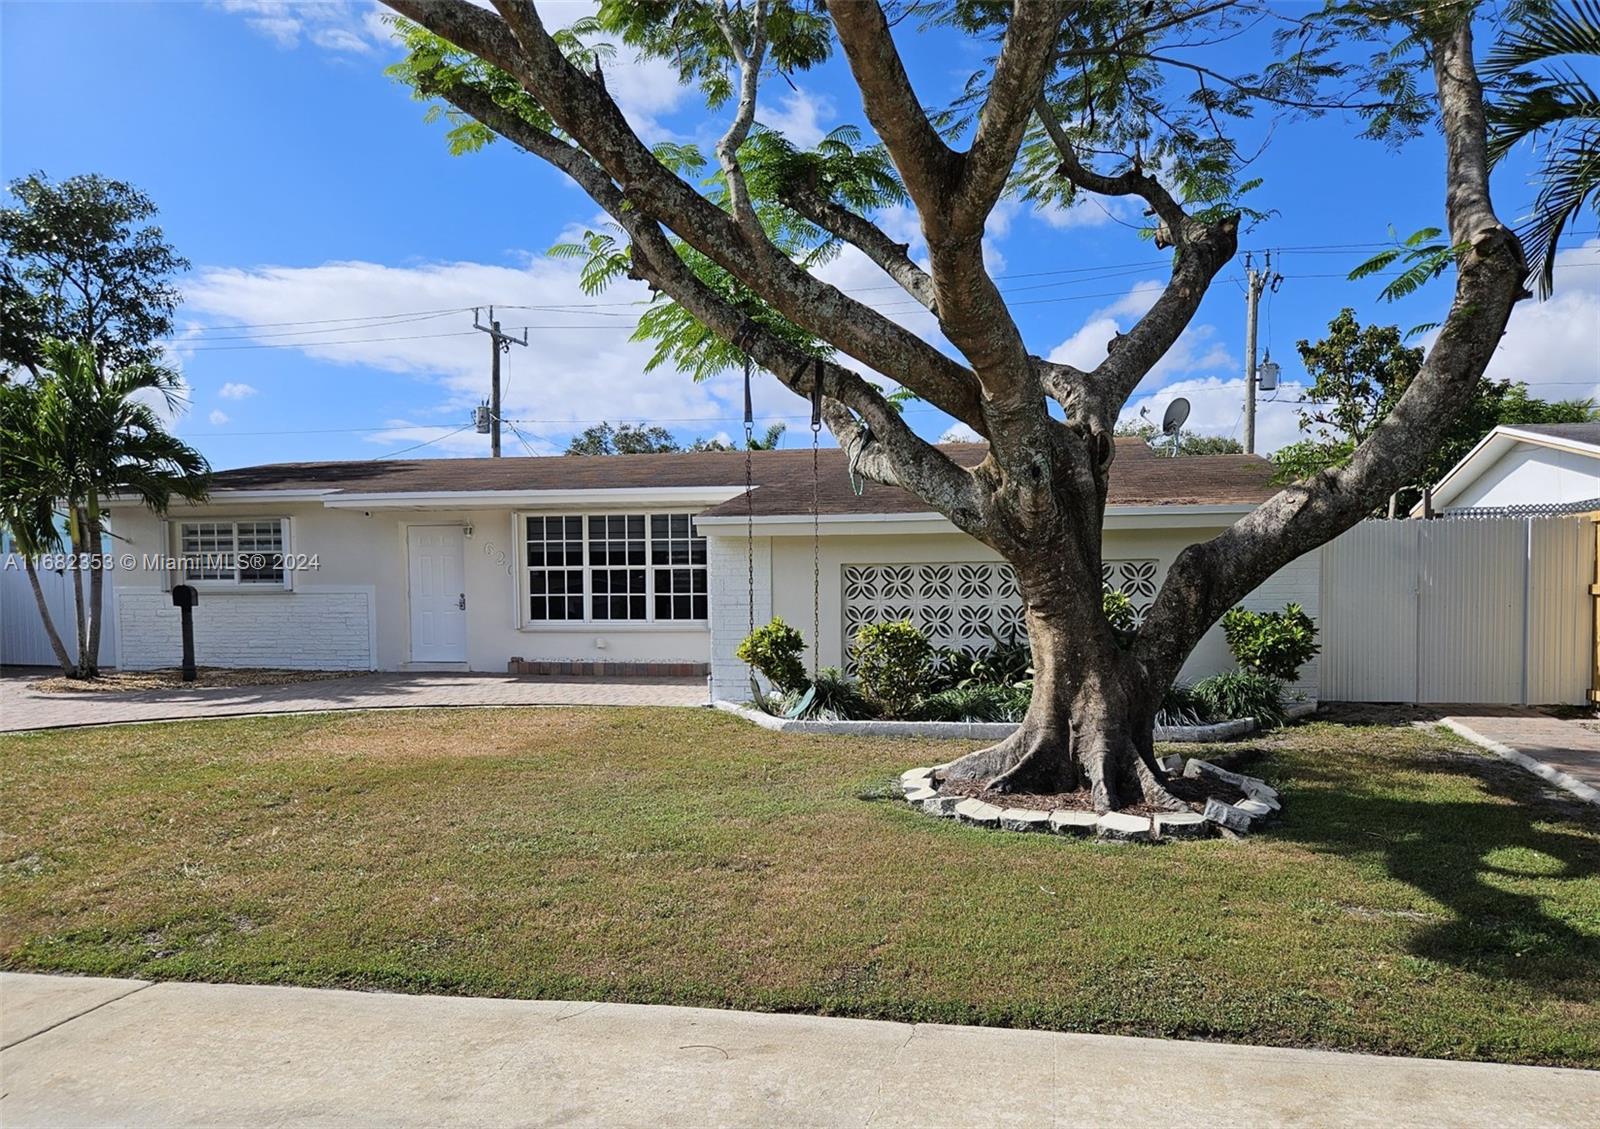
[1440,708,1600,805]
[3,973,1597,1127]
[0,670,706,732]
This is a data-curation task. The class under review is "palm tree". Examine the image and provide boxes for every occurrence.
[1486,0,1600,296]
[0,340,209,676]
[1,381,76,671]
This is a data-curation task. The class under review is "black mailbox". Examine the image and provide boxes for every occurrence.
[171,584,199,680]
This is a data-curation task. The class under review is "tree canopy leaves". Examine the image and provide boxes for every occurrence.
[1,173,189,379]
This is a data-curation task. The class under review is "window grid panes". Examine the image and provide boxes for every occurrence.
[180,520,286,586]
[588,514,647,620]
[525,515,586,621]
[236,521,285,584]
[524,512,707,625]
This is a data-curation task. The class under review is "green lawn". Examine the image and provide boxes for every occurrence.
[2,707,1597,1067]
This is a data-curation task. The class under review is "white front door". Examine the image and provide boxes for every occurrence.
[407,525,467,663]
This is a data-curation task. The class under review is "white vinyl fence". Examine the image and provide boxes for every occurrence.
[0,555,116,669]
[1320,515,1594,705]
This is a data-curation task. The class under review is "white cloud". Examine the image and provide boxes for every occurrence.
[1479,238,1600,405]
[1120,375,1307,455]
[1034,194,1142,231]
[215,1,687,139]
[218,382,258,400]
[213,1,391,53]
[208,409,231,427]
[940,423,982,443]
[181,256,758,455]
[1046,279,1233,387]
[759,88,834,149]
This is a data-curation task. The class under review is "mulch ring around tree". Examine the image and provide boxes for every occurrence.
[900,757,1282,839]
[938,771,1245,817]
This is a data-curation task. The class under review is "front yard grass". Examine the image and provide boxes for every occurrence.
[2,706,1597,1067]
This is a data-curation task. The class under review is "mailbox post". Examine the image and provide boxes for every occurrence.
[171,584,200,681]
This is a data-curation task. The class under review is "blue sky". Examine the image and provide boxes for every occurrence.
[3,1,1596,470]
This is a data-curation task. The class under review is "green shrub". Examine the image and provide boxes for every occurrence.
[805,666,875,720]
[851,620,936,719]
[912,683,1030,723]
[1103,587,1137,634]
[1155,682,1211,728]
[736,617,809,694]
[1221,603,1320,681]
[935,630,1032,691]
[1192,670,1286,727]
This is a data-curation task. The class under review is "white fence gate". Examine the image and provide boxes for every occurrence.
[0,555,117,668]
[1320,516,1594,704]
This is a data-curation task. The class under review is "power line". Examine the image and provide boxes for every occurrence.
[373,424,473,459]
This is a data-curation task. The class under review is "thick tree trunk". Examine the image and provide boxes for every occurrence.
[22,557,76,675]
[940,559,1183,813]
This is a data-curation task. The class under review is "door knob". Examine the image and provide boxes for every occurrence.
[458,593,466,610]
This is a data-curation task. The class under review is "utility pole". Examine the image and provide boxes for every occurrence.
[1241,253,1280,455]
[473,306,527,457]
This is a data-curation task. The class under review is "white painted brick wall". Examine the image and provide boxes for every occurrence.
[708,535,771,701]
[116,589,374,671]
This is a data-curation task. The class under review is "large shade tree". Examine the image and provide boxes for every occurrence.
[382,0,1530,811]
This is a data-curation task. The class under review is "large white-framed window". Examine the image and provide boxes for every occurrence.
[176,518,288,588]
[521,511,707,625]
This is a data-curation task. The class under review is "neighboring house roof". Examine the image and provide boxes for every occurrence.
[192,437,1278,516]
[1417,423,1600,514]
[1503,422,1600,445]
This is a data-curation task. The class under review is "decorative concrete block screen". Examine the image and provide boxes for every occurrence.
[842,560,1160,652]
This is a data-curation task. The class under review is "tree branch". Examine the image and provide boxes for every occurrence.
[824,0,958,212]
[779,184,937,313]
[1133,14,1527,687]
[413,61,983,525]
[958,1,1068,232]
[388,0,986,431]
[708,0,769,236]
[1033,97,1237,418]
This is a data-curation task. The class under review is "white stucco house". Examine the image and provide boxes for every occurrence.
[105,438,1321,698]
[1420,422,1600,515]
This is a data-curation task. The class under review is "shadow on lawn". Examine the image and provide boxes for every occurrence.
[1276,742,1600,995]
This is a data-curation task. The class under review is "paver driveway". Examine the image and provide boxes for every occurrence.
[0,670,707,731]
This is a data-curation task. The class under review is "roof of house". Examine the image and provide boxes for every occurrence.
[202,437,1278,516]
[1503,422,1600,447]
[1418,421,1600,514]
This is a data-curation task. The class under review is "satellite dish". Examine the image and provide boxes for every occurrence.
[1161,397,1191,435]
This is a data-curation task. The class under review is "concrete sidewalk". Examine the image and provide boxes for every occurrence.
[2,974,1596,1127]
[0,670,707,732]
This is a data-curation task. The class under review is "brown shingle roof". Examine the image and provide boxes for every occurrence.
[207,438,1276,515]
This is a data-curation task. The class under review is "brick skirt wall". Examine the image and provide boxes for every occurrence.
[116,588,373,671]
[508,658,708,678]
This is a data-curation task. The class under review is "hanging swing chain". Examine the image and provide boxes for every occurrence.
[810,359,823,677]
[742,354,755,640]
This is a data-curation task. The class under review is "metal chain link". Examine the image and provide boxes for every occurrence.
[744,357,756,641]
[811,417,821,677]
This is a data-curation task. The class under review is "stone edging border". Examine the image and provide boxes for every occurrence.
[899,756,1282,841]
[712,699,1316,742]
[1437,719,1600,807]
